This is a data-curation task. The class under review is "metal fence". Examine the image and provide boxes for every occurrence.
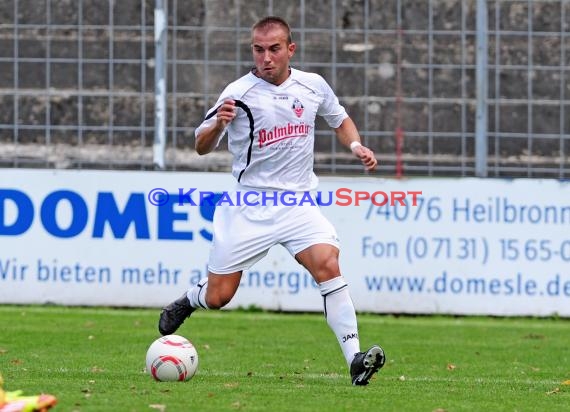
[0,0,569,178]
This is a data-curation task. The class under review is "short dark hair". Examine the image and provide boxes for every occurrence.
[252,16,292,44]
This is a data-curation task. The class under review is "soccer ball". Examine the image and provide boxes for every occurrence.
[145,335,199,382]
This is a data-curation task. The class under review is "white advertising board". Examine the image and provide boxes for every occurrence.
[1,169,569,316]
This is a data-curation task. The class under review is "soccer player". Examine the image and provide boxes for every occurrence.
[159,16,385,386]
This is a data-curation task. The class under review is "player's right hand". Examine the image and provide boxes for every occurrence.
[216,99,237,128]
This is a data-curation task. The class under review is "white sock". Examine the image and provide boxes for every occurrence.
[319,276,361,367]
[187,278,209,309]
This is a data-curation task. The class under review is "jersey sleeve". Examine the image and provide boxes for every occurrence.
[315,76,348,129]
[194,74,258,146]
[194,93,229,147]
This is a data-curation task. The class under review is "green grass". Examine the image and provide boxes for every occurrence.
[0,306,568,412]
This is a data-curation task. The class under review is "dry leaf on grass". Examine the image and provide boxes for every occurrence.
[149,404,166,412]
[446,363,456,371]
[546,387,560,395]
[523,333,544,340]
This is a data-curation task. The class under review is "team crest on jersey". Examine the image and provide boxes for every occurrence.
[292,98,304,118]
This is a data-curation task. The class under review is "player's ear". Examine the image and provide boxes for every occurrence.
[288,42,296,58]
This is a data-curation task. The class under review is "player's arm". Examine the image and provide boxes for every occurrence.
[195,99,237,155]
[334,117,378,171]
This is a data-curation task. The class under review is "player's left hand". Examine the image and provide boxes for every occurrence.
[352,145,377,171]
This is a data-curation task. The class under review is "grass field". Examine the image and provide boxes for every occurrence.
[0,306,568,412]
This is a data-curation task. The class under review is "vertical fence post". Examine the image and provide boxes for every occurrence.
[154,0,167,169]
[475,0,488,177]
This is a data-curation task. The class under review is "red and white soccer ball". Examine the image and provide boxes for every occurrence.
[145,335,199,382]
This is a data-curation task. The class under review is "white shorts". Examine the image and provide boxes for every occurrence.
[207,190,340,274]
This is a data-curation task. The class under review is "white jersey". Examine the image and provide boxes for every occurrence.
[195,68,348,191]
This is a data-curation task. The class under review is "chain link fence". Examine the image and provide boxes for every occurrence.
[0,0,569,177]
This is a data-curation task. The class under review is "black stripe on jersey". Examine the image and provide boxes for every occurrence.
[204,104,222,120]
[233,100,255,183]
[202,100,255,183]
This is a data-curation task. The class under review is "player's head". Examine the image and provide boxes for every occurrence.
[251,16,296,86]
[252,16,293,44]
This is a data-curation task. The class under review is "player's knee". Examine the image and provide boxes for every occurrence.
[320,254,341,278]
[205,293,230,309]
